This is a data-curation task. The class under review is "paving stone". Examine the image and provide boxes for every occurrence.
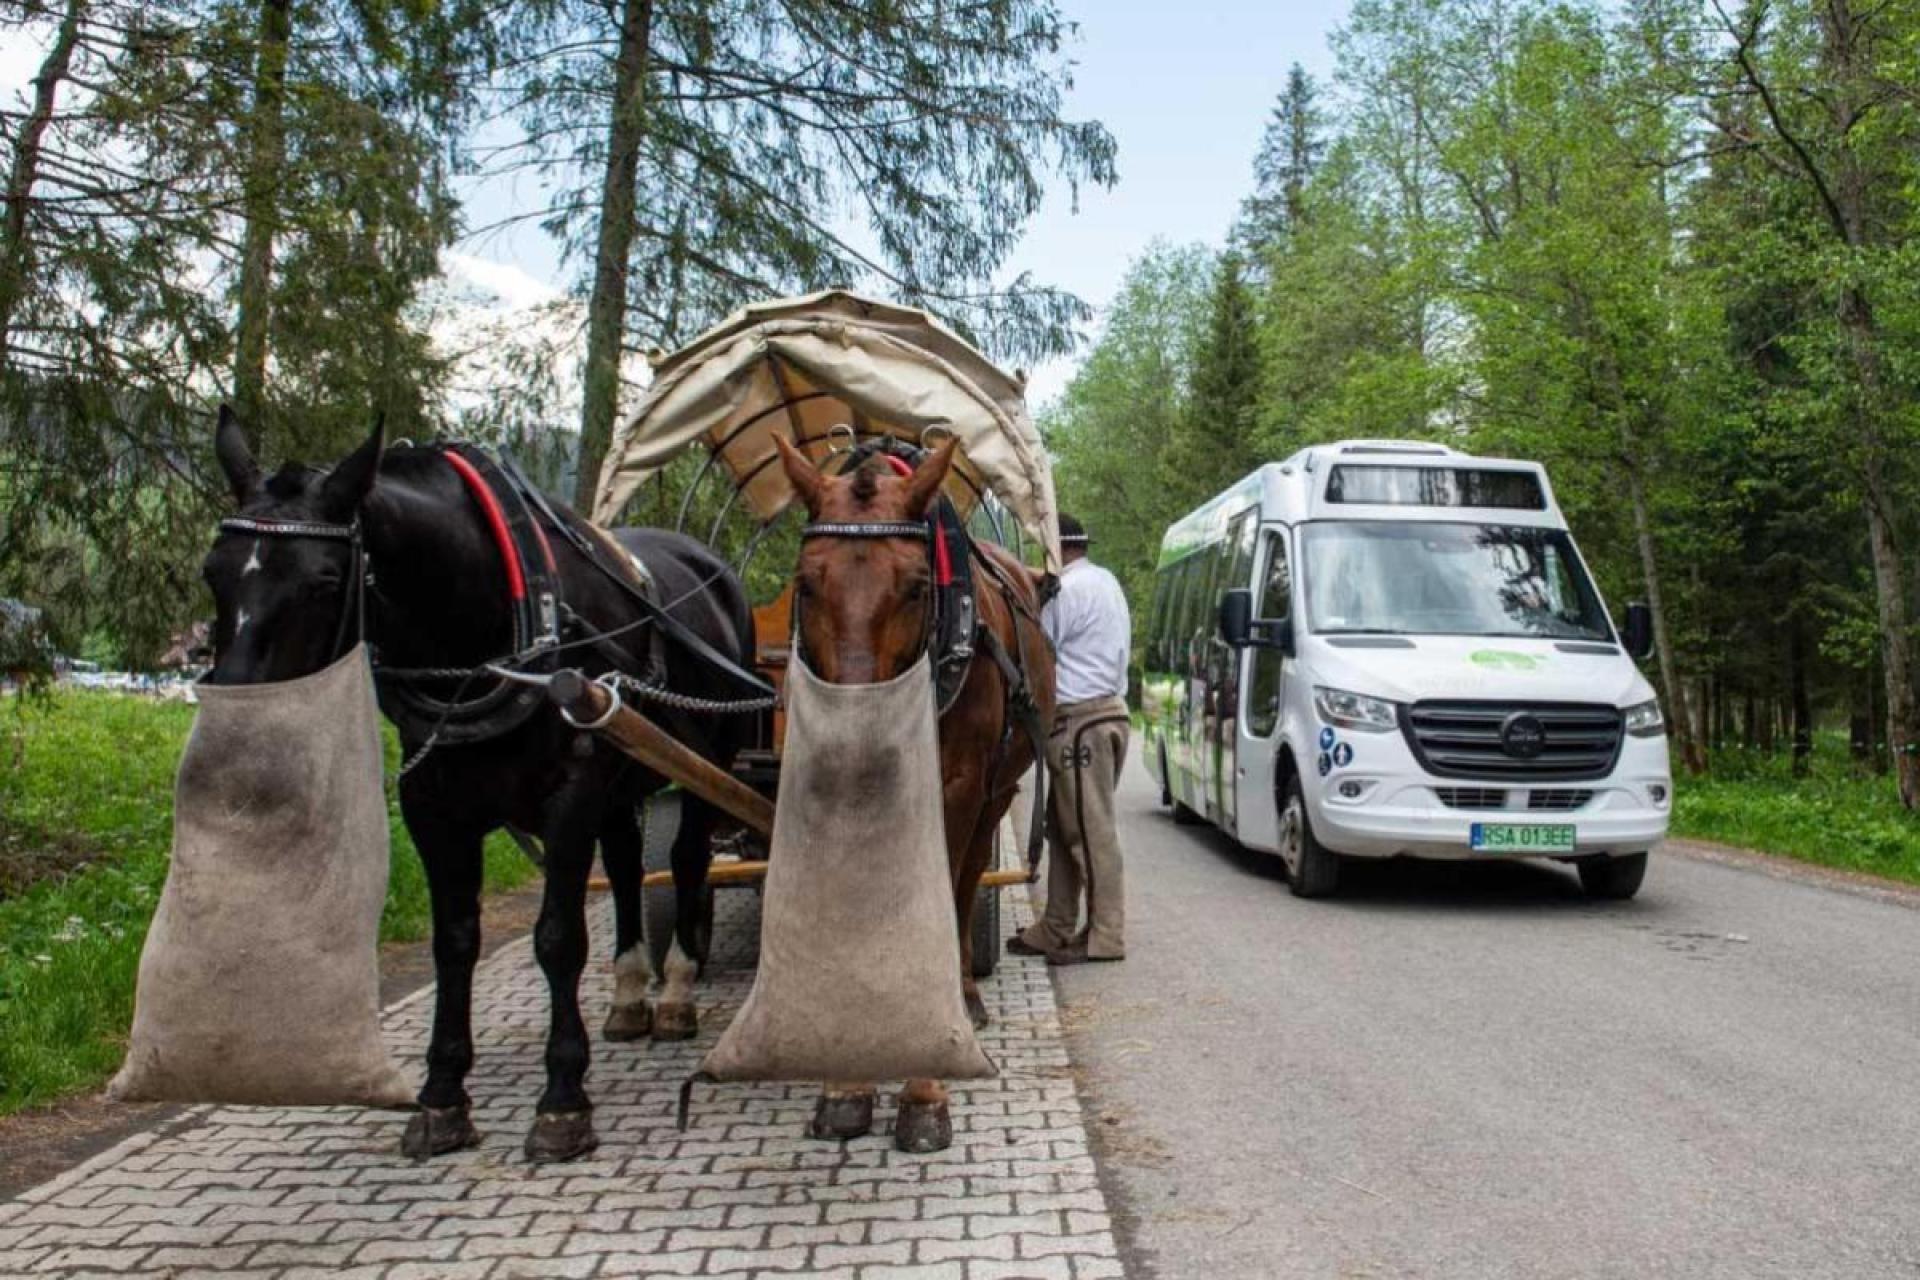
[0,894,1122,1277]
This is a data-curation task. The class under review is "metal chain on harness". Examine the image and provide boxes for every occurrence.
[603,670,780,715]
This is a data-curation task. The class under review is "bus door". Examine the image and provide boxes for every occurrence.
[1182,544,1221,805]
[1208,511,1260,832]
[1235,525,1295,852]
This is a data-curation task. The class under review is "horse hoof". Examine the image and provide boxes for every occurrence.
[523,1110,598,1163]
[808,1093,874,1141]
[652,1001,698,1041]
[965,988,990,1030]
[893,1097,953,1154]
[603,1001,653,1042]
[401,1105,480,1159]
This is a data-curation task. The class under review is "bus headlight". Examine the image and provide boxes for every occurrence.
[1314,686,1399,733]
[1624,699,1665,737]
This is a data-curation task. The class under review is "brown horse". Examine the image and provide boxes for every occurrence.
[771,435,1056,1152]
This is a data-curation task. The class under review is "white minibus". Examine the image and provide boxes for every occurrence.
[1141,440,1671,899]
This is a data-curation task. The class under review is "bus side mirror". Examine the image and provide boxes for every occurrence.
[1622,602,1654,661]
[1220,589,1294,655]
[1219,589,1253,647]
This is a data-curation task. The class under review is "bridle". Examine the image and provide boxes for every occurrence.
[793,451,947,683]
[215,515,367,666]
[795,518,939,677]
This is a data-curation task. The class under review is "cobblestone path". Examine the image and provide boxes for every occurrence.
[0,892,1123,1280]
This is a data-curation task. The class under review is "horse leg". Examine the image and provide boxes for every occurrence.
[954,810,998,1031]
[894,1078,953,1154]
[945,775,994,1030]
[399,804,485,1158]
[653,794,715,1041]
[598,802,653,1042]
[525,796,602,1163]
[809,1083,877,1140]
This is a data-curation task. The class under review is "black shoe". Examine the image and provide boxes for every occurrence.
[1006,935,1050,957]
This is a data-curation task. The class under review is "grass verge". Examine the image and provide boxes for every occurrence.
[0,691,537,1116]
[1672,737,1920,888]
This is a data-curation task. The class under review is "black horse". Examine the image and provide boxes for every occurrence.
[203,407,758,1162]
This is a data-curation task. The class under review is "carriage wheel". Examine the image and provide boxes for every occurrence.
[640,792,713,974]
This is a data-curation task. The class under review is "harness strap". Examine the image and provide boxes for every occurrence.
[493,451,775,700]
[443,450,527,602]
[978,624,1050,878]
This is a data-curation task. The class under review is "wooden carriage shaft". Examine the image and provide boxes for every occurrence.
[547,671,776,839]
[627,863,1034,889]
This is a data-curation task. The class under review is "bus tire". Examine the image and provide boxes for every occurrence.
[1577,852,1647,900]
[1280,775,1340,898]
[1171,798,1204,826]
[1158,744,1174,808]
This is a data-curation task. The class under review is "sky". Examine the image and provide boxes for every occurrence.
[453,0,1356,407]
[2,1,1358,407]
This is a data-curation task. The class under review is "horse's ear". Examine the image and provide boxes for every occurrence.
[773,434,823,515]
[903,437,957,518]
[319,413,386,518]
[215,404,259,504]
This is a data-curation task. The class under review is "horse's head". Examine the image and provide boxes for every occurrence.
[202,405,385,684]
[773,435,956,685]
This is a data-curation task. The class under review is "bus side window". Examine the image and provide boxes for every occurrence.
[1226,510,1257,597]
[1187,546,1219,670]
[1146,569,1172,670]
[1159,558,1189,672]
[1248,530,1291,737]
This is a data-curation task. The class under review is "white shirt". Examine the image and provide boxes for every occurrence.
[1044,558,1132,704]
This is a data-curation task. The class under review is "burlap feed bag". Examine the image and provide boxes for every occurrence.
[694,652,993,1092]
[110,645,411,1107]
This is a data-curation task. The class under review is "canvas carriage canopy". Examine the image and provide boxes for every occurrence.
[590,290,1063,573]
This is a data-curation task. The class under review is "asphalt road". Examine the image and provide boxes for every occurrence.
[1048,762,1920,1279]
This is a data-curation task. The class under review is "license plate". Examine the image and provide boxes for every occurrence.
[1470,822,1575,854]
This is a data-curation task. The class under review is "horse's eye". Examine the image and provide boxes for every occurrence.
[904,579,928,602]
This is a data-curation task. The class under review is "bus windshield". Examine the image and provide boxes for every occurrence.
[1301,521,1612,641]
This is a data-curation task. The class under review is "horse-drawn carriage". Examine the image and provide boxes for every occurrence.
[163,288,1059,1160]
[579,290,1064,984]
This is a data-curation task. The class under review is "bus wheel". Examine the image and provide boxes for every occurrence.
[1576,852,1647,900]
[1279,776,1340,898]
[1171,798,1204,826]
[1158,745,1174,808]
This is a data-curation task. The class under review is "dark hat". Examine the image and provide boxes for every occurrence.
[1058,512,1089,547]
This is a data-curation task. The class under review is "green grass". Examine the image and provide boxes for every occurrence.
[0,691,536,1115]
[1672,736,1920,887]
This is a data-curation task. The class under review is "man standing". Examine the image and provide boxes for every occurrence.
[1010,513,1132,965]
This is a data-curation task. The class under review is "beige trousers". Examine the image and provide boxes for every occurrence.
[1021,696,1131,959]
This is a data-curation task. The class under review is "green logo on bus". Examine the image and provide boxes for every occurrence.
[1470,649,1542,671]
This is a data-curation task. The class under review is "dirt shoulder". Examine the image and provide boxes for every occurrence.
[1662,836,1920,911]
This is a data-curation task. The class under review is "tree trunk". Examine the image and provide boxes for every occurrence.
[0,0,85,363]
[1860,458,1917,803]
[1622,453,1704,773]
[232,0,292,447]
[573,0,655,512]
[1789,623,1812,778]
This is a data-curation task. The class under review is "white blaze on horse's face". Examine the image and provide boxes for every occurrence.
[234,608,252,636]
[242,540,264,576]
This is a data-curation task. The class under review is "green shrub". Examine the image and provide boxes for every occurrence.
[0,691,536,1115]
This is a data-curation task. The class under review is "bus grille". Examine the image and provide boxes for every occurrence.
[1435,787,1506,809]
[1402,702,1624,782]
[1527,789,1594,811]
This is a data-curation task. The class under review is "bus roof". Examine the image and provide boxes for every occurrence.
[1156,439,1565,566]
